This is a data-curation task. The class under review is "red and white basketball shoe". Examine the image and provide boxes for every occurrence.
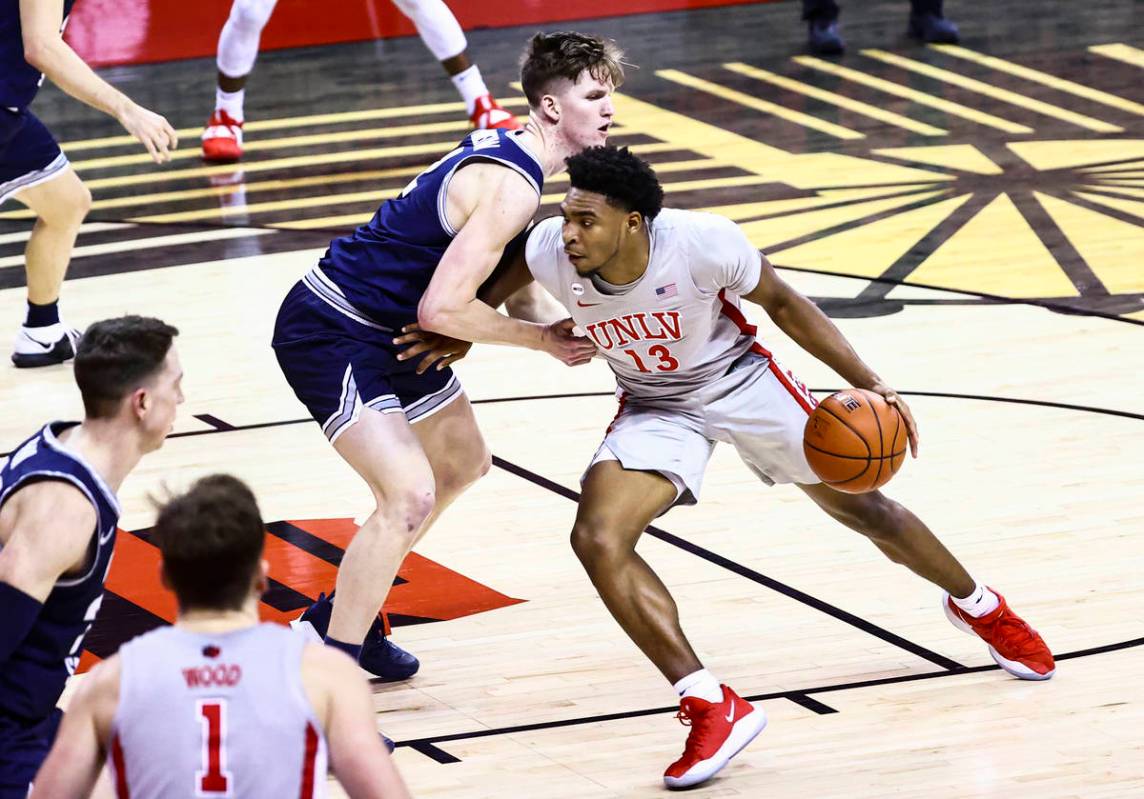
[469,93,521,130]
[201,110,244,163]
[943,589,1055,680]
[663,685,766,790]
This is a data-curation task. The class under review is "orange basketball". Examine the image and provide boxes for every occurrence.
[803,389,908,493]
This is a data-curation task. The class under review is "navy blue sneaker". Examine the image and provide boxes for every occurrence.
[908,12,959,44]
[292,593,420,681]
[808,18,844,55]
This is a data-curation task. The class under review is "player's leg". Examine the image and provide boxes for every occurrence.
[202,0,278,162]
[573,460,697,681]
[407,391,491,544]
[7,160,89,368]
[326,407,437,651]
[389,0,520,130]
[575,410,766,789]
[798,483,1054,678]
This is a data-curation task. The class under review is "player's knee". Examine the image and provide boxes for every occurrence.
[377,485,436,538]
[43,178,91,226]
[570,518,630,569]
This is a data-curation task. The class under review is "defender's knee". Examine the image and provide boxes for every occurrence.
[570,519,632,572]
[375,484,436,540]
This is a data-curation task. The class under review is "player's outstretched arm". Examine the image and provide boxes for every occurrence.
[29,657,120,798]
[0,483,98,666]
[418,165,595,366]
[303,645,411,799]
[19,0,177,162]
[744,253,919,455]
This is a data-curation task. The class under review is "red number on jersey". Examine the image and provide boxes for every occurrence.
[197,700,231,794]
[623,346,679,373]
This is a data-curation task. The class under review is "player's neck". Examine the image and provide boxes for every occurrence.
[597,227,651,285]
[521,116,576,178]
[177,602,260,633]
[60,419,146,492]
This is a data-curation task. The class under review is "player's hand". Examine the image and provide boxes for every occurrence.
[394,324,472,374]
[540,318,596,366]
[117,102,178,164]
[871,383,918,458]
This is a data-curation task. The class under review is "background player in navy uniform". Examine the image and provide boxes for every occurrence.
[271,31,620,679]
[32,474,410,799]
[0,316,182,798]
[2,0,177,368]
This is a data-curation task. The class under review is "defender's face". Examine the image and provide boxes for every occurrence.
[141,347,185,451]
[552,71,615,148]
[561,188,630,275]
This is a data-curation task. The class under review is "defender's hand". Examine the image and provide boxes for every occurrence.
[395,324,473,374]
[117,102,178,163]
[539,318,596,366]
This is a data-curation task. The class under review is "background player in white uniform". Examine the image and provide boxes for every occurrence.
[405,146,1056,790]
[32,474,410,799]
[202,0,522,163]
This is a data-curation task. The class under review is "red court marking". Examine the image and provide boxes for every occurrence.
[104,532,179,624]
[65,0,771,67]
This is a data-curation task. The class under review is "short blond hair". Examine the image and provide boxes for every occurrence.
[520,32,626,107]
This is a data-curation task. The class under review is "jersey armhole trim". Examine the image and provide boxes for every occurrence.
[436,155,542,237]
[0,471,103,588]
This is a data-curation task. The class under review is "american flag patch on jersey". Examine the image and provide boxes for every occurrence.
[655,283,677,300]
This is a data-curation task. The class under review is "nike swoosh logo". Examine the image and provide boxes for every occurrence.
[576,300,601,307]
[725,706,735,722]
[22,334,55,351]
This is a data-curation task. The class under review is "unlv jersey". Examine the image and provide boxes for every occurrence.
[525,209,766,400]
[110,624,328,799]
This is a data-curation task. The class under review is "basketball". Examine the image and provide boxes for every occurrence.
[803,389,908,493]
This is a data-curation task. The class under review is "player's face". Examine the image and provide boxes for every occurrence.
[140,347,185,451]
[561,188,630,275]
[552,71,615,148]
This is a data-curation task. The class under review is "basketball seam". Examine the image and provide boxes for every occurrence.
[817,405,872,457]
[870,395,885,489]
[805,442,907,460]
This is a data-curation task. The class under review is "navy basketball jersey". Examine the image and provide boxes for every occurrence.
[0,421,120,720]
[0,0,76,108]
[308,127,544,327]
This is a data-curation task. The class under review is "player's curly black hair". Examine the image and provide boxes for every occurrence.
[565,145,665,221]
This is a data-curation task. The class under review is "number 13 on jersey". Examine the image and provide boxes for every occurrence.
[623,345,679,372]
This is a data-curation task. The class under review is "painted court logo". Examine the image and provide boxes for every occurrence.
[78,518,525,672]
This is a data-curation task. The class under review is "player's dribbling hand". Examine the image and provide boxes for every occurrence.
[117,102,179,164]
[870,383,919,457]
[395,324,473,374]
[541,318,596,366]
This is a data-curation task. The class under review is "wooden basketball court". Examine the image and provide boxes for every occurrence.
[1,0,1141,795]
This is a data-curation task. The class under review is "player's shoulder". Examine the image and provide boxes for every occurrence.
[657,208,740,239]
[525,215,564,259]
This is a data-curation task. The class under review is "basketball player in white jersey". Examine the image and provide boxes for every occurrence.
[201,0,521,163]
[400,145,1055,789]
[30,474,410,799]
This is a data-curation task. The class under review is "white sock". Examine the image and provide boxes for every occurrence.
[216,88,245,123]
[952,581,1000,617]
[450,65,489,116]
[673,669,723,704]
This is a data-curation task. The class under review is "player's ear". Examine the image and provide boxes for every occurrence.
[131,387,149,419]
[540,92,560,124]
[626,211,643,234]
[254,558,270,597]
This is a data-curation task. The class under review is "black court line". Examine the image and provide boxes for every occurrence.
[395,635,1144,758]
[491,455,965,672]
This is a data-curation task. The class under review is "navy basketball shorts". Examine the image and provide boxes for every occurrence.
[0,708,62,798]
[272,281,463,442]
[0,108,68,205]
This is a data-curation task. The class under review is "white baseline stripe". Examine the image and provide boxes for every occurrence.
[0,222,135,246]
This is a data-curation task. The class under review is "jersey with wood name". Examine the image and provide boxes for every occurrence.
[525,209,766,400]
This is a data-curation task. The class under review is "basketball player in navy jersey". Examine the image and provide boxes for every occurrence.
[2,1,177,368]
[32,474,410,799]
[0,316,182,798]
[271,32,620,679]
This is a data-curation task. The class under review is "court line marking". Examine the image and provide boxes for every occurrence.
[656,69,866,140]
[792,56,1034,134]
[930,45,1144,116]
[861,49,1123,133]
[1088,44,1144,70]
[723,62,947,136]
[0,227,273,269]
